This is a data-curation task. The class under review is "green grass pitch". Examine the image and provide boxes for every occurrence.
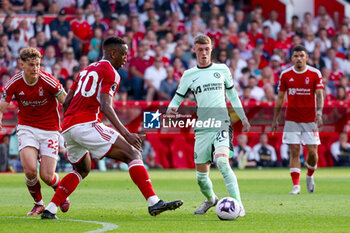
[1,168,350,233]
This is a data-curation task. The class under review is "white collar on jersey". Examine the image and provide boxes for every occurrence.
[22,71,39,86]
[292,65,308,74]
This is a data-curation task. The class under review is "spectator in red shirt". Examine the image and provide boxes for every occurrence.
[252,48,269,70]
[130,15,146,43]
[129,45,152,100]
[329,59,344,86]
[247,20,263,45]
[153,45,170,67]
[275,30,293,57]
[70,8,93,54]
[172,57,185,81]
[205,18,223,47]
[262,26,275,56]
[0,72,10,96]
[258,66,275,88]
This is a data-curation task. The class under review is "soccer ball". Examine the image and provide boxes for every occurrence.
[215,197,241,220]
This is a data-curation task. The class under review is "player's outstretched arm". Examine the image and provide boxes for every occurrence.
[63,90,74,115]
[166,93,184,116]
[0,101,9,130]
[315,89,324,128]
[226,87,251,132]
[272,91,285,133]
[100,92,143,151]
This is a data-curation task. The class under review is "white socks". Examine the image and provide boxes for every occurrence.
[46,202,58,214]
[147,195,160,206]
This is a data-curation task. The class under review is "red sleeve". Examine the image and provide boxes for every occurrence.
[43,72,64,97]
[100,67,120,96]
[278,73,286,92]
[315,72,324,89]
[70,78,78,92]
[2,82,15,103]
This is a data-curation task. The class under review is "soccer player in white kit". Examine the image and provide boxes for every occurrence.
[272,45,324,194]
[0,48,69,215]
[167,35,250,215]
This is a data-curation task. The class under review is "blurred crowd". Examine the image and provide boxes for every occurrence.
[0,0,349,102]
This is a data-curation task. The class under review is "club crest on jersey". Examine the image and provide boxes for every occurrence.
[213,72,221,79]
[305,77,309,84]
[39,87,44,96]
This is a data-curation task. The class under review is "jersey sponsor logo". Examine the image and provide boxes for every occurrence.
[305,77,309,84]
[288,88,311,96]
[213,72,221,79]
[202,83,223,92]
[143,110,161,129]
[39,87,44,96]
[21,99,48,107]
[19,91,25,95]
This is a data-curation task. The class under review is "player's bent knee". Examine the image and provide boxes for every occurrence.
[126,149,142,163]
[24,170,37,179]
[40,173,54,185]
[216,156,230,170]
[75,167,90,179]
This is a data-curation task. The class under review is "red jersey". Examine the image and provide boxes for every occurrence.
[62,60,120,132]
[278,65,324,123]
[70,19,93,41]
[247,32,263,44]
[206,30,223,47]
[329,70,344,86]
[3,70,63,131]
[275,39,293,55]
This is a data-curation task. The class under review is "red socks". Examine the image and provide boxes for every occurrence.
[306,163,317,177]
[128,160,156,200]
[25,177,42,202]
[51,171,82,206]
[290,168,301,186]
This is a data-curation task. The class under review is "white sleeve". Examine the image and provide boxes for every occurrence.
[280,144,289,160]
[330,142,339,161]
[247,146,255,160]
[144,68,151,80]
[269,145,277,162]
[252,145,260,161]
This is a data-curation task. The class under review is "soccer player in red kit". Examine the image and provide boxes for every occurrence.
[272,45,324,194]
[41,37,183,219]
[0,48,69,215]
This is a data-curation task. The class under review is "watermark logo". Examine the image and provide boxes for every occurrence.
[143,110,161,129]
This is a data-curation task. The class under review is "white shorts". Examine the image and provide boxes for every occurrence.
[282,121,320,145]
[63,122,119,164]
[17,125,60,160]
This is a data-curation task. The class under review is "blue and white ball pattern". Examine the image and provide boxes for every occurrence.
[215,197,241,220]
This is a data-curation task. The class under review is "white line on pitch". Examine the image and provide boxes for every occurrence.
[1,216,119,233]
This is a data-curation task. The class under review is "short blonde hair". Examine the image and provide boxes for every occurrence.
[194,34,212,45]
[20,47,42,62]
